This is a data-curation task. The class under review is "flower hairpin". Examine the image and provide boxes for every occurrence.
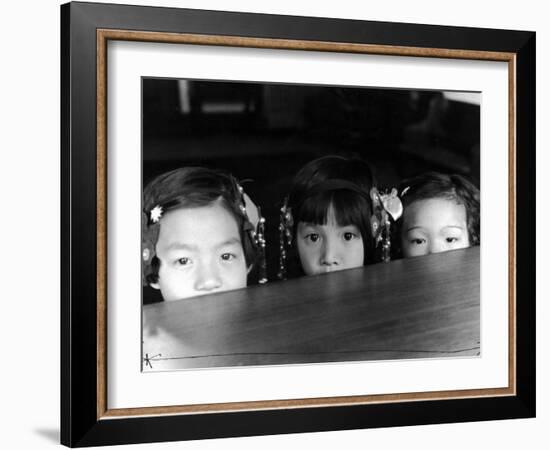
[150,205,163,223]
[380,188,403,221]
[370,187,403,263]
[237,181,268,284]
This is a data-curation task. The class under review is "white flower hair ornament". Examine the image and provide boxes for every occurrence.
[370,187,403,263]
[150,205,163,223]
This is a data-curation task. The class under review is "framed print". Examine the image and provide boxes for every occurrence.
[60,1,535,447]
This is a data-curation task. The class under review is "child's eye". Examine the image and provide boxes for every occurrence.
[446,237,459,243]
[410,238,426,245]
[343,232,357,241]
[221,253,236,261]
[306,233,320,243]
[177,257,191,265]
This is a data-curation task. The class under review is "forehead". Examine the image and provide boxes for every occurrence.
[404,198,467,226]
[156,202,241,248]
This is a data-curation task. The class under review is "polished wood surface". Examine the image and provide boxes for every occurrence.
[142,247,479,371]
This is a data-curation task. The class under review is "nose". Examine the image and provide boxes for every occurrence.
[320,239,341,266]
[194,262,222,292]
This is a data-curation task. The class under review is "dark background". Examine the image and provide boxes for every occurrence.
[142,78,480,299]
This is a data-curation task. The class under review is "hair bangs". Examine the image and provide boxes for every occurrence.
[298,190,371,228]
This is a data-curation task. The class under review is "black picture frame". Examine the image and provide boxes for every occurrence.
[61,1,535,447]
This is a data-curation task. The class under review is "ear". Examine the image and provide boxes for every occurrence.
[150,282,160,290]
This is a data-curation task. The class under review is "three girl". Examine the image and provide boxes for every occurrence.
[143,161,480,302]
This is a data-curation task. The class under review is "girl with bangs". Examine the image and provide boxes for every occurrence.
[278,155,377,279]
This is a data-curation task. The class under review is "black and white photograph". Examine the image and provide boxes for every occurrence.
[52,0,539,448]
[141,78,481,371]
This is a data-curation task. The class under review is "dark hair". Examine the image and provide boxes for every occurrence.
[284,155,377,275]
[142,166,258,285]
[396,172,480,254]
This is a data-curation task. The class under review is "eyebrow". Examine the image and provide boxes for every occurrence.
[405,225,465,232]
[165,242,198,252]
[165,237,242,252]
[215,237,242,248]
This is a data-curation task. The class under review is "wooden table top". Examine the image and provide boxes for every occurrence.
[142,247,480,371]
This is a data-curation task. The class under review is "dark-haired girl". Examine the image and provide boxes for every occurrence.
[398,172,480,258]
[142,166,264,301]
[279,155,376,278]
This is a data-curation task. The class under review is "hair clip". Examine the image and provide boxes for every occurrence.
[381,188,403,221]
[370,187,403,263]
[240,187,268,284]
[141,210,161,286]
[150,205,163,223]
[400,186,411,197]
[256,213,268,284]
[280,203,293,244]
[277,200,294,280]
[142,248,152,263]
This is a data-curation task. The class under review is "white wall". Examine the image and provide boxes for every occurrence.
[1,0,546,449]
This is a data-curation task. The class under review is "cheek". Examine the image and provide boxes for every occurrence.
[349,240,365,265]
[223,261,248,288]
[155,262,171,287]
[156,266,195,301]
[297,241,317,262]
[296,242,319,275]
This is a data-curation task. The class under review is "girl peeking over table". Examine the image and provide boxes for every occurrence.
[278,155,380,279]
[396,172,480,258]
[142,166,266,301]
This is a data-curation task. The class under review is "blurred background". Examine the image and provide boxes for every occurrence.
[142,78,480,296]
